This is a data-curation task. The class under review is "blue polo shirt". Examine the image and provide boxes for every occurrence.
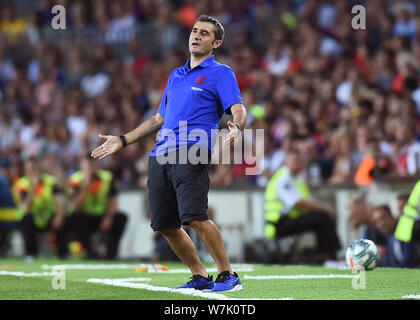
[151,55,243,157]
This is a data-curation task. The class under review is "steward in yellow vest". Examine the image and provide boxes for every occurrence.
[67,156,127,260]
[264,148,341,263]
[395,181,420,243]
[13,158,67,259]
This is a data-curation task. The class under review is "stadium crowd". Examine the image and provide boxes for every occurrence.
[1,0,420,189]
[1,0,420,265]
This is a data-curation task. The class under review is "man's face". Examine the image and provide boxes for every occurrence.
[372,209,395,235]
[25,161,39,178]
[81,159,97,176]
[286,152,304,175]
[348,201,371,228]
[189,21,221,56]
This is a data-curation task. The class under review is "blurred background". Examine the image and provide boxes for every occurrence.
[1,0,420,266]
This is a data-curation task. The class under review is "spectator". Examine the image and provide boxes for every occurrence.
[371,204,415,267]
[264,147,341,263]
[392,3,417,41]
[13,157,68,260]
[67,155,127,260]
[105,1,136,43]
[347,192,385,244]
[393,118,420,176]
[1,0,420,190]
[354,138,392,186]
[0,5,26,41]
[328,129,357,185]
[0,159,19,257]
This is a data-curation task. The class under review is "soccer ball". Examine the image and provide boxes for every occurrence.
[345,239,380,270]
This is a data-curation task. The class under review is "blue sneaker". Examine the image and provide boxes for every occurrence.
[212,271,243,292]
[174,274,215,291]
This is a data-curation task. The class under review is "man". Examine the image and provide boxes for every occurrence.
[0,159,19,257]
[395,181,420,243]
[264,148,341,262]
[67,156,127,260]
[13,158,67,260]
[347,192,385,244]
[396,193,410,217]
[394,181,420,267]
[91,15,247,291]
[371,205,415,267]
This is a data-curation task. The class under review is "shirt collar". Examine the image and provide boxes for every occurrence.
[184,55,215,71]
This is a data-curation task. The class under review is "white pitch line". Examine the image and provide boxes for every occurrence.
[402,294,420,299]
[96,277,152,282]
[42,264,139,270]
[87,278,292,300]
[244,274,355,280]
[0,271,59,277]
[87,278,231,300]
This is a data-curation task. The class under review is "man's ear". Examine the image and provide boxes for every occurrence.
[212,39,222,50]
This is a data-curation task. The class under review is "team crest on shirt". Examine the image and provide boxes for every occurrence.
[195,75,207,85]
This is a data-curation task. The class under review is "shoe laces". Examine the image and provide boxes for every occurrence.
[215,271,233,283]
[187,274,206,285]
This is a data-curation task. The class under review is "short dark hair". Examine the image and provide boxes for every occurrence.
[194,15,225,42]
[372,204,393,217]
[286,146,301,157]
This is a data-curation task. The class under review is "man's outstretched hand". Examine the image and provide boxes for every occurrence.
[91,134,123,160]
[223,121,241,146]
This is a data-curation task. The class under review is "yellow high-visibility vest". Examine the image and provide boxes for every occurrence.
[395,180,420,242]
[12,174,57,229]
[264,167,310,239]
[68,170,113,215]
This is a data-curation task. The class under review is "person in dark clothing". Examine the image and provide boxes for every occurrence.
[265,148,341,263]
[13,158,67,260]
[371,205,416,267]
[0,161,19,257]
[67,156,127,260]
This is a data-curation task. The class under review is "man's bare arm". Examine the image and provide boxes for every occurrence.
[224,103,247,146]
[91,113,164,160]
[230,103,247,130]
[124,113,164,145]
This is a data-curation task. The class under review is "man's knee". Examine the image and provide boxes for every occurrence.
[159,227,182,239]
[309,211,334,224]
[189,219,210,233]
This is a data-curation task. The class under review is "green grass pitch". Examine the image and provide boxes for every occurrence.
[0,257,419,300]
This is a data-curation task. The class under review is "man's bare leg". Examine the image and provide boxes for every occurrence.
[189,219,233,274]
[160,227,208,278]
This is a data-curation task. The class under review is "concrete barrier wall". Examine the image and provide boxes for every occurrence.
[117,182,416,260]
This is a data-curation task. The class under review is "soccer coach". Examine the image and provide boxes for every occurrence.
[91,15,247,292]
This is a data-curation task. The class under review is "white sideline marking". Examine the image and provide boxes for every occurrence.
[87,278,232,300]
[402,294,420,299]
[42,264,139,270]
[87,278,293,300]
[244,274,355,280]
[0,271,59,277]
[96,277,152,282]
[42,264,254,273]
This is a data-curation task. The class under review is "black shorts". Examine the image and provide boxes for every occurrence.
[147,147,211,231]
